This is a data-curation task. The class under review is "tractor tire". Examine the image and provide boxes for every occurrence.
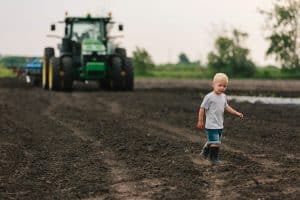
[42,47,55,89]
[115,48,127,58]
[61,57,73,91]
[110,56,123,91]
[48,57,61,91]
[123,58,134,91]
[32,76,41,87]
[45,48,55,58]
[99,79,111,90]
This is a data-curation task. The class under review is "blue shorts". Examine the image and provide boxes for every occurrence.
[205,129,223,144]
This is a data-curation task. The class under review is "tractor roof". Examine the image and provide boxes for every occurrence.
[65,17,111,24]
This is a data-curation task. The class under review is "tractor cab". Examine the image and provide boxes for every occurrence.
[58,17,111,63]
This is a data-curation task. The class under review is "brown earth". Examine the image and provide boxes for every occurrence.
[0,78,299,200]
[136,78,300,97]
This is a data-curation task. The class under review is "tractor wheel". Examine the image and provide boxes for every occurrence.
[99,79,111,90]
[48,57,61,91]
[32,76,41,87]
[123,58,134,91]
[61,57,73,91]
[42,47,55,89]
[110,56,123,91]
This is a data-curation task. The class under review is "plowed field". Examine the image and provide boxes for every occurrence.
[0,78,299,199]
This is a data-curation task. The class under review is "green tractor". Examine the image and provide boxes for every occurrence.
[42,14,134,91]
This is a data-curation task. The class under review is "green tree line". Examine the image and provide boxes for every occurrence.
[132,0,300,79]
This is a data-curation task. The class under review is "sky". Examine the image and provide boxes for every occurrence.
[0,0,275,65]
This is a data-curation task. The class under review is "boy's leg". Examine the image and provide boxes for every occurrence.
[200,141,209,159]
[209,144,221,164]
[207,129,222,164]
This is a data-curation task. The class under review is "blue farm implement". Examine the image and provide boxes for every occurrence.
[22,58,43,86]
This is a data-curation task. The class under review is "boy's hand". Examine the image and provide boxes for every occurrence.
[197,120,204,129]
[236,112,244,118]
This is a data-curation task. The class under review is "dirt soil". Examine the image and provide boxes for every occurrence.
[136,78,300,97]
[0,78,299,200]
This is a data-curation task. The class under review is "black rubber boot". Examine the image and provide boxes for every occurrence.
[209,146,221,165]
[200,144,209,160]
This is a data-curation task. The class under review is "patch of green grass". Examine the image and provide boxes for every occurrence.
[136,63,215,79]
[254,66,282,79]
[135,63,300,80]
[254,66,300,80]
[135,69,205,79]
[0,65,15,77]
[150,70,201,79]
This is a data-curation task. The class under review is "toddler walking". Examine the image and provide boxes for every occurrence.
[197,73,244,164]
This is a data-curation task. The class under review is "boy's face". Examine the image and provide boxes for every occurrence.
[212,79,228,94]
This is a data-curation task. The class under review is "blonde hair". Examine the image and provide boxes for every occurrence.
[213,73,229,83]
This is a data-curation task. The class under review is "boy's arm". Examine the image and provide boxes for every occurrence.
[225,105,244,118]
[197,107,205,129]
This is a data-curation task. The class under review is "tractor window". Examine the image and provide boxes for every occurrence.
[71,21,104,42]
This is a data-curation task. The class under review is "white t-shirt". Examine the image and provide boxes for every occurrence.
[200,92,228,129]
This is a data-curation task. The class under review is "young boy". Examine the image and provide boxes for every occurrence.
[197,73,243,164]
